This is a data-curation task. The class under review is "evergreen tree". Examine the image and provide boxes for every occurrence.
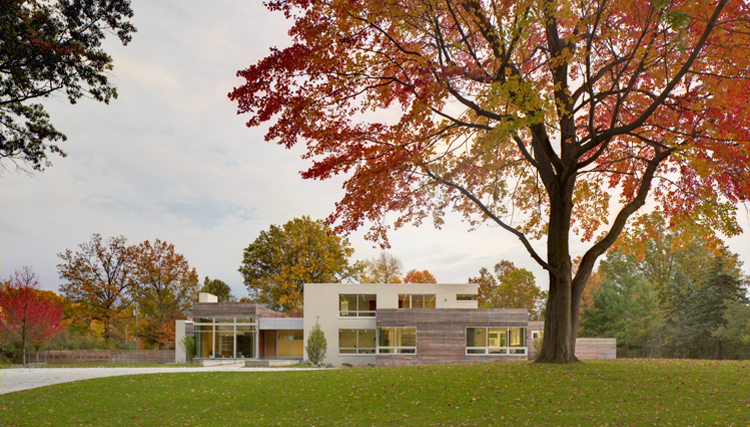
[662,269,706,358]
[619,279,662,357]
[306,317,327,366]
[695,258,748,359]
[712,301,750,360]
[579,279,626,338]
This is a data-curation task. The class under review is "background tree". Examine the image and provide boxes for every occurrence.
[239,216,357,312]
[692,258,748,359]
[230,0,750,363]
[470,261,544,319]
[129,239,199,348]
[403,269,437,284]
[57,234,132,341]
[0,0,136,171]
[359,252,404,283]
[198,277,236,302]
[0,267,64,366]
[579,274,662,357]
[611,212,744,302]
[711,300,750,360]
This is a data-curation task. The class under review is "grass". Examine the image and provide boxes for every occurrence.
[1,359,748,426]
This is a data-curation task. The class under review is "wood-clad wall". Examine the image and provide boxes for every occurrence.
[375,309,528,367]
[193,302,260,318]
[574,338,617,359]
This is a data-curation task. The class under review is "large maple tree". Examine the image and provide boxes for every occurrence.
[230,0,750,362]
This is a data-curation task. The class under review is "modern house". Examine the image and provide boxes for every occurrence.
[176,283,615,365]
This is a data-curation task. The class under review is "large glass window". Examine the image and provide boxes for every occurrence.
[194,324,214,358]
[192,317,257,358]
[398,294,436,309]
[466,327,526,355]
[377,327,417,354]
[339,329,376,354]
[339,294,377,317]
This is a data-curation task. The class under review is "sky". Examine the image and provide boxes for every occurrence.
[1,0,748,297]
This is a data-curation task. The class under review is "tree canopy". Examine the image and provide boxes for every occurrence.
[469,260,545,319]
[129,239,199,348]
[403,269,438,284]
[239,216,357,312]
[199,277,236,302]
[358,252,404,283]
[0,0,136,171]
[57,234,133,341]
[231,0,750,362]
[580,223,749,359]
[0,267,64,366]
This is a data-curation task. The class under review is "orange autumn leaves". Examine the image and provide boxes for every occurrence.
[57,234,198,348]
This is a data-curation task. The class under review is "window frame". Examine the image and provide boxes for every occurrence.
[338,328,376,355]
[465,327,527,356]
[338,294,377,317]
[193,317,258,359]
[397,294,436,309]
[377,326,417,355]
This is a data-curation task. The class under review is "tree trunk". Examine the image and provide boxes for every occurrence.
[536,185,578,363]
[714,339,723,360]
[537,272,577,363]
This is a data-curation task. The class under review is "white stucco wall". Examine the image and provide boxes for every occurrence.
[303,283,479,366]
[175,320,187,363]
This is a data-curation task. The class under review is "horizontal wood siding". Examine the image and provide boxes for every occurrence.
[575,338,617,359]
[527,338,617,360]
[193,303,298,319]
[193,302,259,318]
[375,309,528,367]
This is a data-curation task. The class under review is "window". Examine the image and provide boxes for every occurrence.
[339,294,377,317]
[398,294,436,309]
[339,329,376,354]
[531,330,543,340]
[466,327,527,355]
[378,327,416,354]
[457,294,478,301]
[193,317,257,358]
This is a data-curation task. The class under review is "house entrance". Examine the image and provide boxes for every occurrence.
[264,330,303,358]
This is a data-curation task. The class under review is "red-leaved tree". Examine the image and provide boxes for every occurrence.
[0,267,64,366]
[230,0,750,362]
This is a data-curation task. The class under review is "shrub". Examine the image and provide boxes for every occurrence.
[180,336,195,363]
[306,317,327,366]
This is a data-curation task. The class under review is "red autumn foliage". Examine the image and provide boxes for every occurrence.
[0,267,64,366]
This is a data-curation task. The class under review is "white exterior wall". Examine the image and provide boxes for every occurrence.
[175,320,187,363]
[303,283,479,366]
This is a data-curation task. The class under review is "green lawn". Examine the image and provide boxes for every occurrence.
[1,359,748,426]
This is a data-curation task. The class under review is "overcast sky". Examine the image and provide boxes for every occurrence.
[2,0,748,297]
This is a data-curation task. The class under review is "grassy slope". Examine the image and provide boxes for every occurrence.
[1,359,748,426]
